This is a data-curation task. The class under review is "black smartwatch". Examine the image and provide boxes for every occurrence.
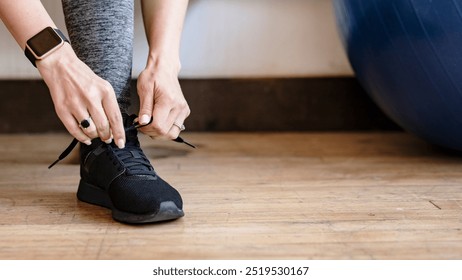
[24,27,70,67]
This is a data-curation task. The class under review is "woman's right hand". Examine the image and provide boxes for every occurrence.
[36,43,126,148]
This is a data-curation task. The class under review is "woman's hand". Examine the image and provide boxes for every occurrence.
[0,1,125,148]
[37,43,126,148]
[137,57,190,139]
[138,0,190,140]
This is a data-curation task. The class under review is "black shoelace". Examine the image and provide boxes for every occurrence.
[112,130,154,175]
[48,118,195,169]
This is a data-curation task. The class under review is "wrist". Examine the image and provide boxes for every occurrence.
[145,52,181,75]
[36,43,79,80]
[24,27,70,67]
[36,43,76,70]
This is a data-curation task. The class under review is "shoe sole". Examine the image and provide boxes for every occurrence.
[77,180,184,224]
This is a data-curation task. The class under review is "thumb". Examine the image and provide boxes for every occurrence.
[137,86,154,125]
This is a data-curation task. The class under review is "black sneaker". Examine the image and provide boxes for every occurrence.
[76,114,184,224]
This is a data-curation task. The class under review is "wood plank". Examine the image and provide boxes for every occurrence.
[0,132,461,259]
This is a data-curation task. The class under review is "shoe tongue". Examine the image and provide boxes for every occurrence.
[116,114,154,175]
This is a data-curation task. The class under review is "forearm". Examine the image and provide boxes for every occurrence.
[140,0,189,73]
[0,0,125,147]
[0,0,77,74]
[137,0,190,137]
[0,0,57,50]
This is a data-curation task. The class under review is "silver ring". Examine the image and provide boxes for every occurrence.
[79,116,92,129]
[173,122,185,131]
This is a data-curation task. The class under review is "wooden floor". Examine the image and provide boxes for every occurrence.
[0,132,461,260]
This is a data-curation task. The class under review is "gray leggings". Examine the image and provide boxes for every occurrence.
[61,0,134,114]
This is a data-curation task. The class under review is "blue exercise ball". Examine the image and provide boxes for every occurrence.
[333,0,462,150]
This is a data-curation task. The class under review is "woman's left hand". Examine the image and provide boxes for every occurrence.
[136,58,190,139]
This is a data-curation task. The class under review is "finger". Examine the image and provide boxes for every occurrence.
[137,81,154,125]
[165,99,190,138]
[167,123,182,140]
[144,101,174,137]
[73,112,98,140]
[59,111,92,145]
[140,99,190,138]
[167,108,190,139]
[141,107,180,139]
[101,91,125,149]
[150,118,186,140]
[87,105,112,143]
[176,101,191,126]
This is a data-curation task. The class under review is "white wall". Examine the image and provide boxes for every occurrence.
[0,0,353,79]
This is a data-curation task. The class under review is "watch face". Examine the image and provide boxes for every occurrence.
[27,27,63,58]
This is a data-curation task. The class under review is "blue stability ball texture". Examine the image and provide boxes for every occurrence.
[334,0,462,151]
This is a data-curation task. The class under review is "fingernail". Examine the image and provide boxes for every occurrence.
[117,138,125,149]
[104,137,113,144]
[140,114,150,125]
[84,140,92,146]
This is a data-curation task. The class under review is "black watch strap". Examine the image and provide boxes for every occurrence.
[24,46,37,67]
[24,28,70,68]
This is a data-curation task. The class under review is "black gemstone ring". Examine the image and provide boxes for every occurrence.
[79,117,91,129]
